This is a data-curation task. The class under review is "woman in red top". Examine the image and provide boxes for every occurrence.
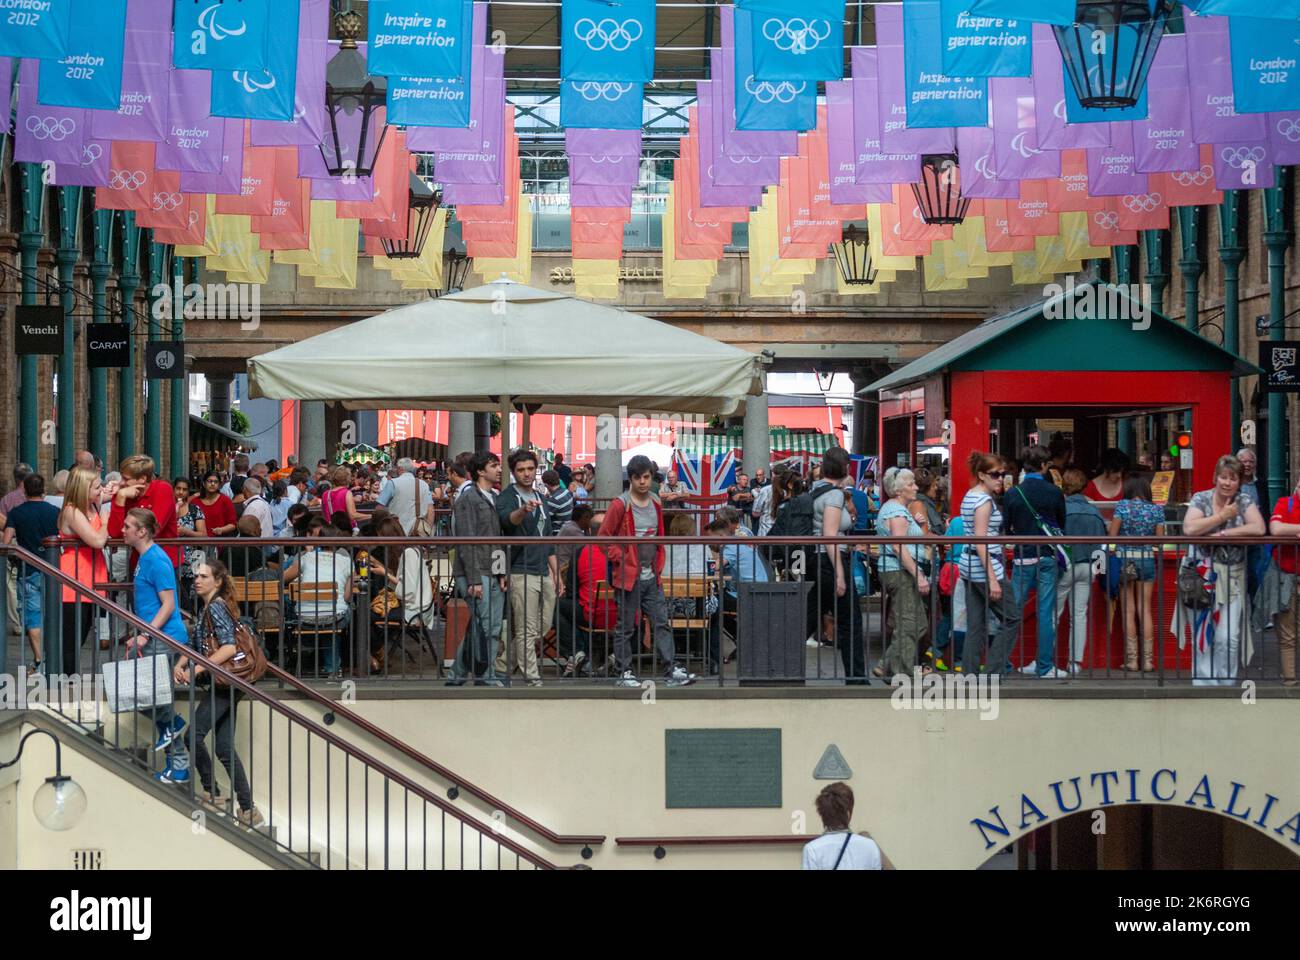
[1083,447,1128,502]
[58,467,109,671]
[191,471,238,536]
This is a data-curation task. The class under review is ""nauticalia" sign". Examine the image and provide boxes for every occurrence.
[971,769,1300,850]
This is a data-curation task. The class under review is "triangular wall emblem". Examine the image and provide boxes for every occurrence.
[813,744,852,780]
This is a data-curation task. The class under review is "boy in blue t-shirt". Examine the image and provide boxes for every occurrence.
[123,508,191,784]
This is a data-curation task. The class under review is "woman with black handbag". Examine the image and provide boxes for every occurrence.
[174,559,264,827]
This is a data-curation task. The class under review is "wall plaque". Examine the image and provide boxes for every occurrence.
[665,728,781,809]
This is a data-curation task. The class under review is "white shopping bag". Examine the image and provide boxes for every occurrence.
[100,653,174,713]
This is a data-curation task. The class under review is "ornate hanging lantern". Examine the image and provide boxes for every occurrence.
[442,247,472,295]
[911,154,971,226]
[830,224,878,286]
[322,9,388,179]
[1053,1,1176,110]
[381,175,441,260]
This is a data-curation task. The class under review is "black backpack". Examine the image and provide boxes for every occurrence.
[767,483,838,576]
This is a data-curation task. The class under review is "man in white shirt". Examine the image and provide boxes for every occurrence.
[220,454,250,499]
[801,783,893,870]
[378,457,433,534]
[285,467,310,505]
[239,476,274,538]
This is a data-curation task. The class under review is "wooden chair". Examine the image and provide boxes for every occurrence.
[578,582,619,676]
[287,581,344,676]
[662,576,716,672]
[230,576,283,658]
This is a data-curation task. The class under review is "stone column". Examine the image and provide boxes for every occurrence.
[299,401,327,468]
[473,412,491,451]
[595,411,622,500]
[448,411,475,457]
[741,392,770,478]
[208,375,233,430]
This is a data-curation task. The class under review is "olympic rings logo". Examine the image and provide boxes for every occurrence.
[81,143,104,165]
[1220,145,1264,169]
[686,208,721,228]
[1170,165,1213,187]
[744,75,806,104]
[1276,118,1300,143]
[1094,210,1120,230]
[109,169,147,191]
[1122,192,1162,213]
[197,2,247,41]
[572,81,633,102]
[233,70,276,94]
[152,192,182,211]
[26,116,76,141]
[761,17,832,55]
[573,17,643,52]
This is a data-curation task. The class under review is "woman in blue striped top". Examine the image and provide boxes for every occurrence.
[959,451,1021,675]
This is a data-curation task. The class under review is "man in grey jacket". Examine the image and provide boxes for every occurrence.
[448,451,507,686]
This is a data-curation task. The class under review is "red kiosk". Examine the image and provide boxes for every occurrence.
[865,281,1258,672]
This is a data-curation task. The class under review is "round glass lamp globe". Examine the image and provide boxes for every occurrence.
[35,777,86,831]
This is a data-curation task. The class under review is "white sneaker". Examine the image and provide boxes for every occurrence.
[615,670,641,688]
[1038,667,1070,679]
[1018,662,1039,675]
[666,666,696,687]
[805,638,820,648]
[1068,662,1083,675]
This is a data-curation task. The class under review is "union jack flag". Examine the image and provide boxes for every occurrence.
[1192,556,1219,653]
[673,451,737,504]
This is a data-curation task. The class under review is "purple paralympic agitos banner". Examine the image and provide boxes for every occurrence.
[155,70,228,173]
[1213,141,1275,189]
[712,28,797,160]
[1031,25,1110,151]
[1184,13,1267,144]
[566,128,641,158]
[441,180,504,204]
[1133,35,1199,174]
[1269,112,1300,165]
[15,60,89,166]
[827,80,891,204]
[251,0,329,147]
[956,124,1020,199]
[850,48,922,185]
[696,83,768,206]
[0,59,11,135]
[406,36,504,153]
[571,183,633,206]
[990,76,1060,181]
[1085,124,1150,196]
[180,118,245,194]
[874,6,955,154]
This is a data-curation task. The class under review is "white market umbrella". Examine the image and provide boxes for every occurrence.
[247,279,765,416]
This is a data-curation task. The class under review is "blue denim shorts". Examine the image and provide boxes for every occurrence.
[18,570,43,631]
[1123,558,1156,582]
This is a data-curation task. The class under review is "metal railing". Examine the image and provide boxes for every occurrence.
[0,544,558,869]
[21,529,1300,690]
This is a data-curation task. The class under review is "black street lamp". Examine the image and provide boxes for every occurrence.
[831,223,879,286]
[1053,1,1175,110]
[912,154,971,226]
[381,175,442,260]
[0,728,86,831]
[322,9,388,179]
[442,247,472,296]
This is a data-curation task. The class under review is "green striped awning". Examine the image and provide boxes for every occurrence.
[673,429,834,456]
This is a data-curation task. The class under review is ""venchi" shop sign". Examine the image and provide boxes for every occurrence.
[14,306,64,356]
[972,770,1300,850]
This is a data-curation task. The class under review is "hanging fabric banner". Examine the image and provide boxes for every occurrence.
[938,0,1032,77]
[566,127,641,158]
[338,132,408,222]
[301,141,375,201]
[1269,111,1300,165]
[955,124,1020,199]
[895,183,953,243]
[180,118,245,194]
[1046,148,1103,212]
[711,34,798,159]
[251,0,329,144]
[561,0,655,82]
[152,192,208,245]
[850,49,922,185]
[1213,140,1274,189]
[1061,25,1149,125]
[990,76,1060,181]
[251,148,310,235]
[571,183,633,206]
[156,69,228,173]
[0,59,9,127]
[967,0,1075,26]
[49,137,111,187]
[828,80,893,204]
[732,4,816,131]
[561,80,643,129]
[875,8,957,152]
[1005,180,1059,237]
[981,200,1036,251]
[87,57,170,142]
[1086,125,1149,196]
[1184,13,1267,143]
[35,0,127,110]
[93,139,156,211]
[1085,200,1138,248]
[697,85,772,201]
[737,0,843,82]
[14,59,88,165]
[210,0,301,121]
[902,0,991,129]
[1184,0,1300,18]
[1112,189,1170,231]
[570,151,638,187]
[0,0,71,58]
[134,167,186,228]
[405,27,500,150]
[385,0,478,128]
[172,0,271,71]
[215,137,277,216]
[1227,15,1300,115]
[1031,24,1111,148]
[1132,35,1199,173]
[1153,146,1223,205]
[367,0,468,78]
